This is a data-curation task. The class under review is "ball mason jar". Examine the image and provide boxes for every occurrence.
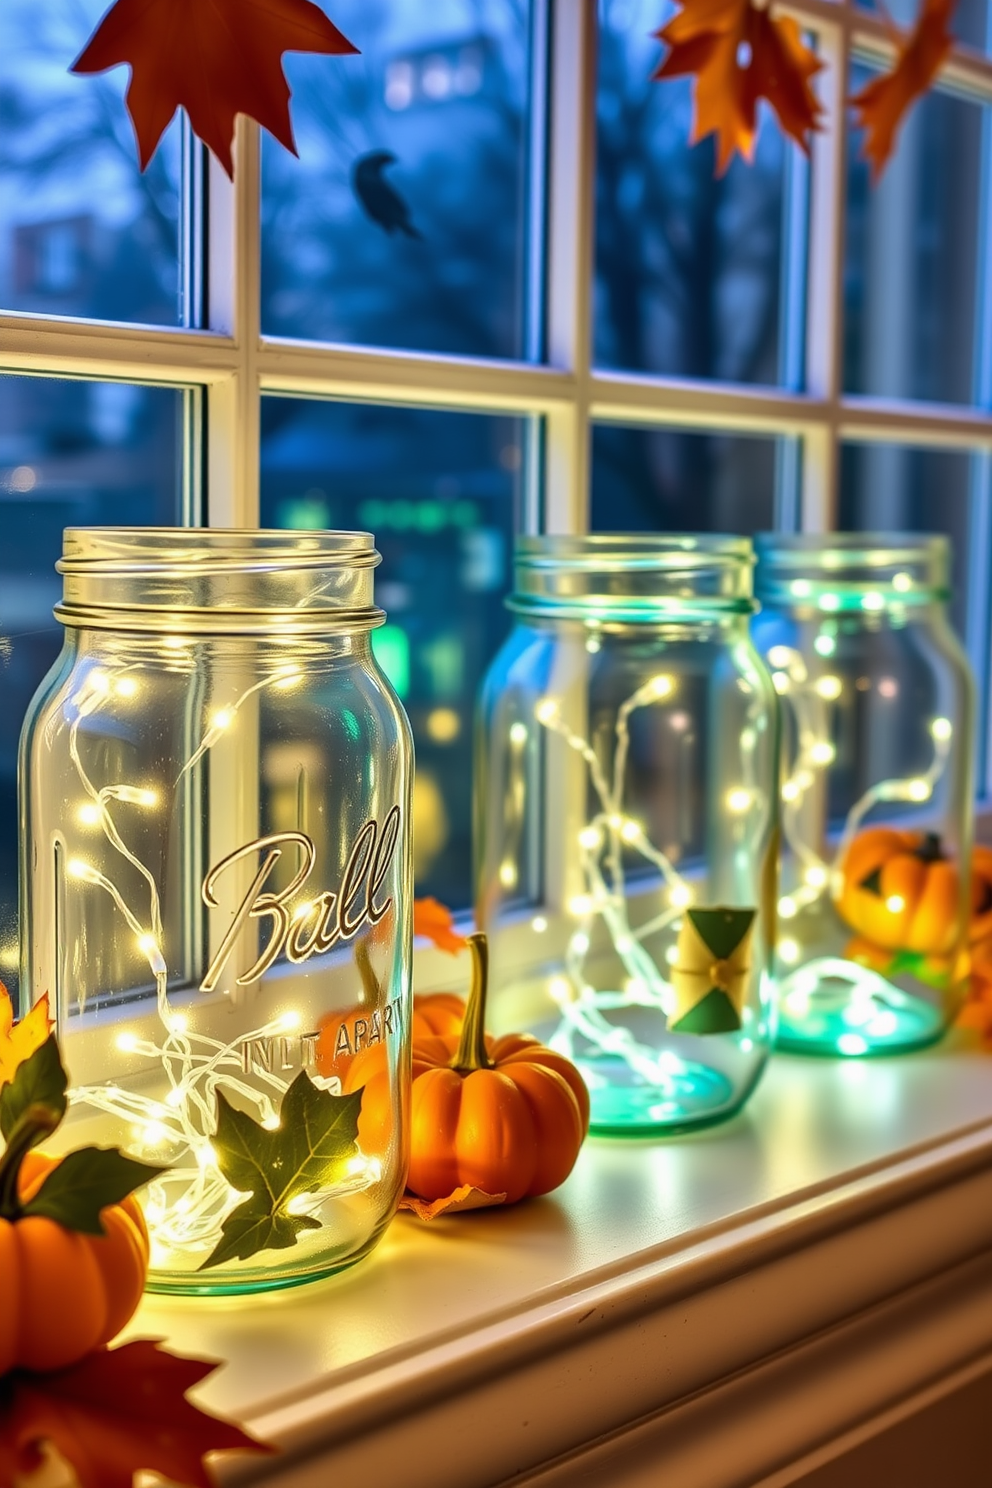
[20,529,413,1294]
[753,533,974,1056]
[475,535,780,1135]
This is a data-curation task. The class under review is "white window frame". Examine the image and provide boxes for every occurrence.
[2,0,992,812]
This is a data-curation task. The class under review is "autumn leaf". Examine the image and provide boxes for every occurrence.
[399,1185,507,1221]
[71,0,359,178]
[654,0,823,174]
[0,987,51,1089]
[201,1071,362,1269]
[414,897,469,955]
[0,1341,273,1488]
[850,0,954,179]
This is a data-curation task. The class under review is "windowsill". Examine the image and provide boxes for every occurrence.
[125,1036,992,1486]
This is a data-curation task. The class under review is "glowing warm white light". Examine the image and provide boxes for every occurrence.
[531,915,548,934]
[907,778,931,802]
[77,802,101,826]
[837,1033,868,1056]
[115,677,139,698]
[778,937,800,965]
[670,883,692,909]
[164,635,190,650]
[274,667,302,690]
[791,580,812,598]
[68,858,98,882]
[499,861,518,889]
[620,819,641,844]
[810,741,836,766]
[931,717,953,743]
[569,894,593,918]
[647,674,674,699]
[89,671,110,695]
[165,1088,184,1108]
[578,826,602,851]
[772,672,790,695]
[277,1010,302,1033]
[782,780,801,803]
[261,1113,281,1131]
[426,707,461,744]
[572,932,590,955]
[211,709,233,731]
[548,975,571,1006]
[509,722,528,746]
[768,646,794,669]
[167,1013,188,1035]
[861,593,885,612]
[814,634,836,657]
[778,896,798,919]
[819,594,841,612]
[535,698,558,725]
[815,675,843,701]
[138,933,160,957]
[885,895,906,914]
[585,637,601,654]
[136,1121,168,1146]
[116,1032,139,1054]
[293,900,316,922]
[624,976,646,997]
[196,1143,218,1170]
[804,866,828,889]
[892,572,913,592]
[726,788,752,814]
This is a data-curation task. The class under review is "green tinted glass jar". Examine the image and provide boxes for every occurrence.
[753,533,974,1056]
[475,535,780,1134]
[20,529,413,1293]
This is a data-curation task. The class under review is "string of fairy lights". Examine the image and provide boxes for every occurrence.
[62,656,377,1270]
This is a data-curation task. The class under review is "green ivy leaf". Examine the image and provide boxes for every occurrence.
[200,1071,363,1271]
[0,1035,67,1144]
[22,1147,167,1234]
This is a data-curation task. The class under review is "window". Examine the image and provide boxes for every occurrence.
[2,0,991,967]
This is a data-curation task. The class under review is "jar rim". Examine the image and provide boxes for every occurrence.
[57,527,380,575]
[516,533,754,569]
[754,531,951,607]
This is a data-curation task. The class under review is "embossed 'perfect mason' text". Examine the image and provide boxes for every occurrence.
[199,805,401,992]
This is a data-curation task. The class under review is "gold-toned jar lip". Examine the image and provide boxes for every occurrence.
[754,532,951,609]
[55,528,386,634]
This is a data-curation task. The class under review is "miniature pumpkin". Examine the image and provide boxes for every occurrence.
[836,827,961,955]
[400,933,589,1204]
[0,1145,150,1375]
[970,846,992,945]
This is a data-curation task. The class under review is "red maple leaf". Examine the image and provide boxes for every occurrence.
[850,0,955,179]
[0,1340,273,1488]
[655,0,823,174]
[71,0,358,178]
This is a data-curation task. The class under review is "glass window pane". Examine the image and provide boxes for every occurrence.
[856,0,989,54]
[0,376,185,996]
[844,76,984,404]
[591,425,781,532]
[838,443,974,639]
[0,0,182,325]
[596,0,805,385]
[261,1,536,359]
[260,399,522,904]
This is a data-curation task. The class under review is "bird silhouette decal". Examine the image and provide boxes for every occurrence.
[352,150,422,239]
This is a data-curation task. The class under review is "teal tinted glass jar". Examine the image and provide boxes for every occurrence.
[753,534,974,1056]
[475,535,780,1134]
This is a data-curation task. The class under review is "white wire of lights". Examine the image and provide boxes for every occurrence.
[62,659,377,1268]
[533,671,765,1088]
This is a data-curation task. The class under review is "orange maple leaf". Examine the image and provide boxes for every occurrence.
[850,0,955,179]
[655,0,823,175]
[0,1341,273,1488]
[71,0,358,178]
[399,1184,507,1221]
[0,986,51,1088]
[413,897,469,956]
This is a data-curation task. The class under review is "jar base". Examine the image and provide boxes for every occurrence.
[580,1055,742,1136]
[776,985,947,1058]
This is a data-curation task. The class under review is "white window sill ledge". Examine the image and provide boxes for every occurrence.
[130,1041,992,1488]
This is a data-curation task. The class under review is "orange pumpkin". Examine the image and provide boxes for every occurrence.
[398,933,588,1204]
[837,827,962,955]
[970,846,992,945]
[0,1148,149,1375]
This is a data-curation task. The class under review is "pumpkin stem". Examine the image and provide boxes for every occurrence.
[0,1102,60,1220]
[451,933,494,1074]
[916,832,945,864]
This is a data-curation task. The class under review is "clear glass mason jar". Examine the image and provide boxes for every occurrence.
[475,535,780,1135]
[20,529,413,1294]
[753,533,974,1056]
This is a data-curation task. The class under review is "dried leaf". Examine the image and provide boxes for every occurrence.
[413,897,469,956]
[201,1071,362,1269]
[0,989,51,1090]
[71,0,358,178]
[399,1185,507,1221]
[0,1340,273,1488]
[850,0,954,178]
[654,0,823,175]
